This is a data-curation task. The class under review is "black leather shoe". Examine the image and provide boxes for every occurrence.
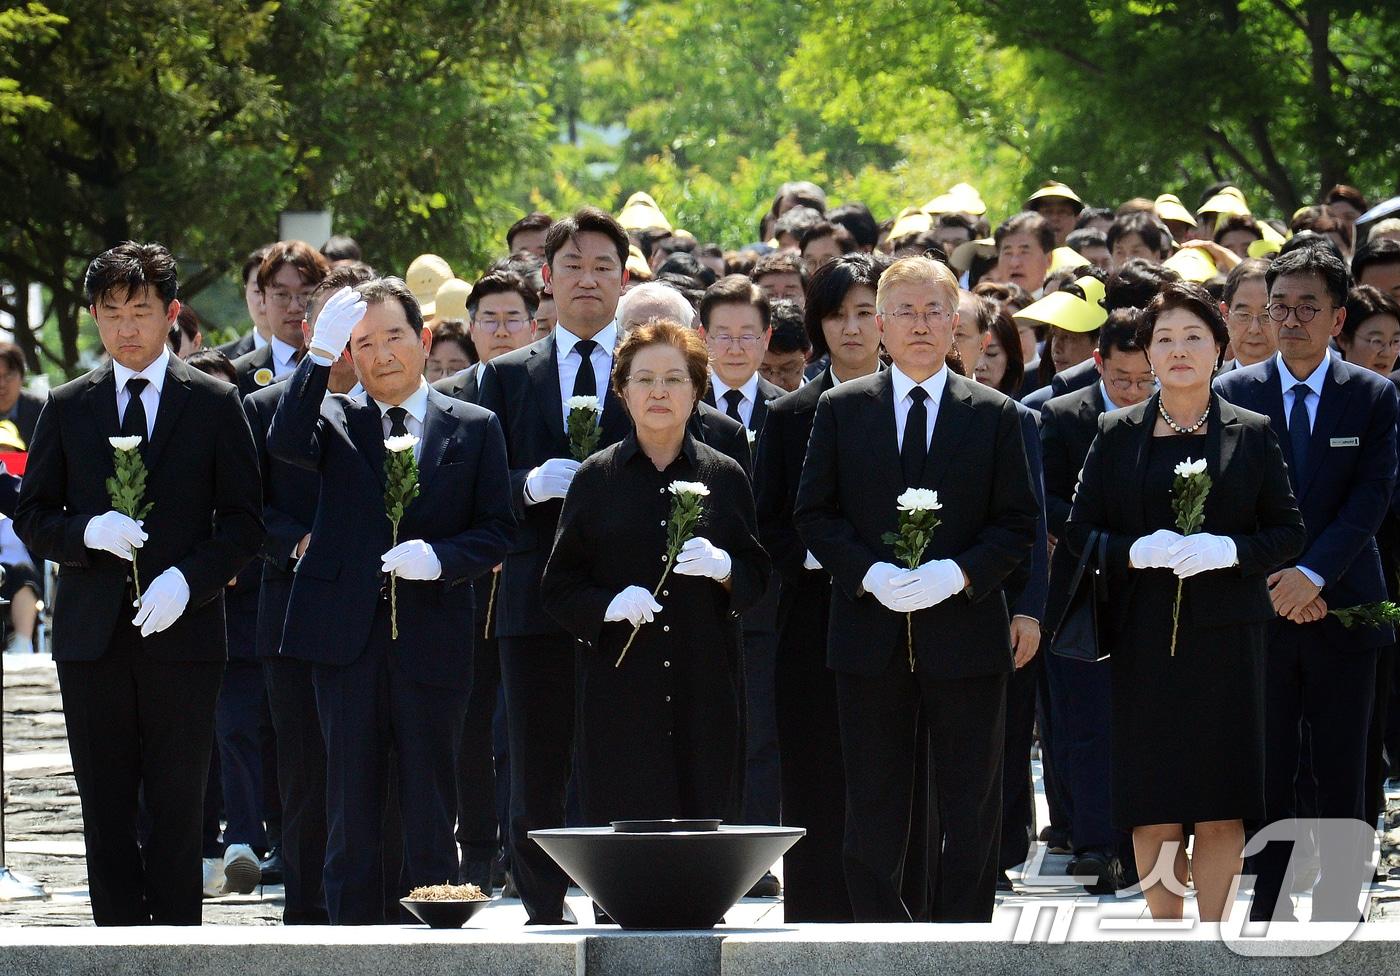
[1038,825,1072,855]
[460,858,493,893]
[1070,850,1125,895]
[258,848,285,886]
[746,871,781,898]
[996,870,1015,892]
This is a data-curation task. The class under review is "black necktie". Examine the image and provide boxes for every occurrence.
[722,388,745,425]
[1289,383,1311,474]
[571,339,598,399]
[901,387,929,487]
[121,377,150,446]
[386,406,410,438]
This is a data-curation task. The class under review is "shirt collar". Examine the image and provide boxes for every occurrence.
[890,363,948,407]
[252,330,270,351]
[617,429,700,468]
[270,336,302,370]
[1099,380,1122,412]
[709,370,759,406]
[1276,351,1329,399]
[372,377,430,424]
[113,346,171,397]
[555,321,618,360]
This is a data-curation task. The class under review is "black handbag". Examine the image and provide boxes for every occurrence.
[1051,529,1110,662]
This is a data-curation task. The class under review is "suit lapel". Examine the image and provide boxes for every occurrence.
[1205,395,1241,506]
[865,371,903,498]
[1131,395,1160,532]
[600,380,630,446]
[1299,359,1349,501]
[83,362,121,445]
[1256,357,1293,471]
[145,356,192,471]
[417,392,455,491]
[348,396,387,488]
[527,338,567,448]
[922,373,973,491]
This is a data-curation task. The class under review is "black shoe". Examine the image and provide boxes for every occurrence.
[258,848,285,886]
[996,870,1015,892]
[491,853,509,891]
[746,871,781,898]
[1038,825,1072,855]
[460,858,493,894]
[1070,851,1125,895]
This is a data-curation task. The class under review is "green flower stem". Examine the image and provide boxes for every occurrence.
[1170,578,1183,656]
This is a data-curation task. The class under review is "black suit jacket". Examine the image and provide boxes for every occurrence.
[757,370,835,587]
[794,369,1038,678]
[244,379,323,659]
[1021,358,1099,414]
[15,356,265,662]
[10,389,44,447]
[433,363,483,404]
[1064,394,1306,642]
[1216,356,1399,647]
[0,462,20,518]
[233,344,282,399]
[703,374,786,434]
[1039,382,1109,633]
[690,403,753,476]
[217,330,258,360]
[474,333,633,639]
[268,359,514,688]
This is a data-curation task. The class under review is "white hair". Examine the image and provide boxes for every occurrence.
[617,282,695,332]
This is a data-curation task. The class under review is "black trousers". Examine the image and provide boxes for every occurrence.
[499,633,577,923]
[1365,644,1396,828]
[1252,629,1376,922]
[999,655,1040,870]
[456,624,504,869]
[313,605,469,925]
[57,626,224,925]
[214,657,270,851]
[836,661,1007,922]
[741,626,781,826]
[1044,646,1117,852]
[263,655,328,924]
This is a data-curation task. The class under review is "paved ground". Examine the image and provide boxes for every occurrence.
[5,650,1400,929]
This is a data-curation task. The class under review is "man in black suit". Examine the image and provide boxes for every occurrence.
[242,265,372,923]
[269,277,513,925]
[795,256,1037,922]
[215,246,274,360]
[233,241,330,397]
[1216,245,1399,922]
[0,342,45,446]
[1038,311,1155,891]
[434,267,539,891]
[475,207,635,924]
[697,274,787,891]
[16,242,264,925]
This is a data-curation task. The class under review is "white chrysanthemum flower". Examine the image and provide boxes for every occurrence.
[668,480,710,498]
[565,395,601,413]
[109,435,143,452]
[385,434,420,454]
[896,488,942,512]
[1174,458,1207,478]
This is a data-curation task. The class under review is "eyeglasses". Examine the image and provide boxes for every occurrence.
[707,334,764,348]
[1266,302,1323,324]
[1107,376,1158,394]
[1228,309,1269,327]
[886,305,953,326]
[627,375,693,391]
[267,288,315,308]
[475,316,531,332]
[1355,335,1400,353]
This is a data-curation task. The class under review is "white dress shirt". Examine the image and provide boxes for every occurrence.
[252,330,269,351]
[891,364,948,453]
[554,321,617,424]
[1276,351,1330,588]
[1100,381,1123,413]
[113,346,170,441]
[371,378,430,462]
[270,336,303,379]
[709,371,760,429]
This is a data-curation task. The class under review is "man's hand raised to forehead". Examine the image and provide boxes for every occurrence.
[308,287,367,365]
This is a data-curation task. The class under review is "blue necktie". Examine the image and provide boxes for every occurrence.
[1288,383,1311,475]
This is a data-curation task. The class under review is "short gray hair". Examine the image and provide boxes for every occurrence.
[617,282,695,332]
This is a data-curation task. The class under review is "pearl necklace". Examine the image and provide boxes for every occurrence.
[1159,398,1210,434]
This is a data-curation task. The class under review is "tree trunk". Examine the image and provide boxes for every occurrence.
[1305,1,1339,195]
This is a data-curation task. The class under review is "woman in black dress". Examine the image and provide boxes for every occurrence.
[1066,282,1305,921]
[542,318,769,828]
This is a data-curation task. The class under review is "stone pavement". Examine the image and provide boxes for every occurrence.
[5,650,1400,930]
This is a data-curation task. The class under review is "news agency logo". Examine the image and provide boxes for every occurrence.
[1007,818,1378,957]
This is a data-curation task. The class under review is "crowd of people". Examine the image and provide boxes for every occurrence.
[7,174,1400,929]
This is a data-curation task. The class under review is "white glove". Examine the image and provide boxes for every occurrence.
[673,537,732,580]
[1128,529,1186,570]
[381,539,442,581]
[84,511,147,561]
[604,585,663,626]
[1166,533,1238,579]
[132,567,190,637]
[307,286,367,364]
[524,457,582,504]
[861,562,907,611]
[888,559,965,612]
[803,550,823,571]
